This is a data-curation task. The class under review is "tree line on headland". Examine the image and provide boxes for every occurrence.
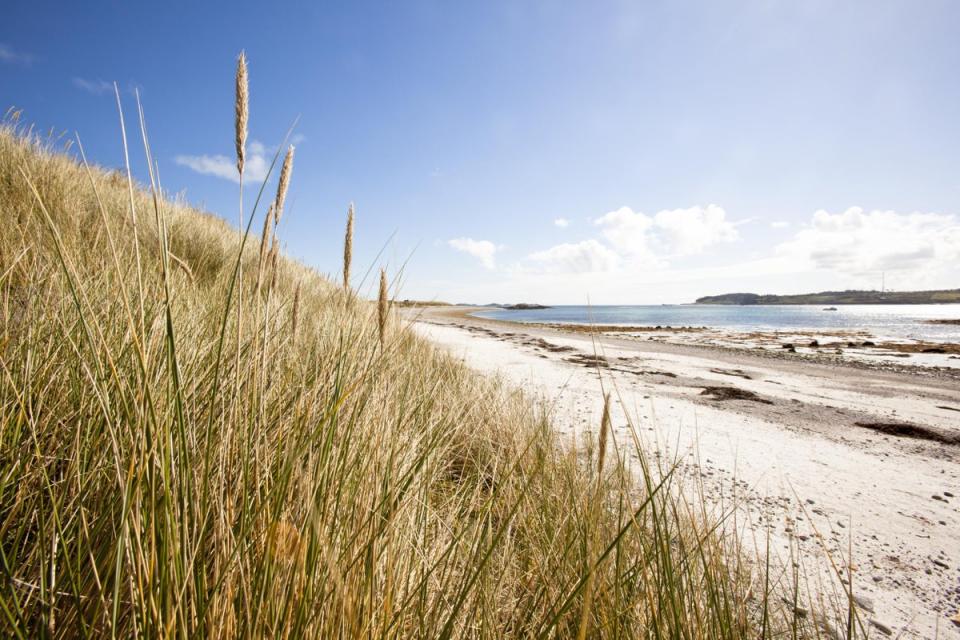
[695,289,960,305]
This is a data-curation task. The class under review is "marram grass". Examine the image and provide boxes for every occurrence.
[0,84,830,638]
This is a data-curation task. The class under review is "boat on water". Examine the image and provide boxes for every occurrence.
[823,307,838,311]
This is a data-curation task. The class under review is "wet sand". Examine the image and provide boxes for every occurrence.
[408,305,960,639]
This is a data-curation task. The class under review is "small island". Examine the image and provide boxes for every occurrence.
[696,288,960,305]
[503,303,551,310]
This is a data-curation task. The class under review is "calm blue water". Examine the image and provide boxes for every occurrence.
[472,304,960,342]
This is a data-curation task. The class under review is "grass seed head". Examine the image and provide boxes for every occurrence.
[292,280,301,340]
[274,145,294,222]
[268,234,280,290]
[378,268,388,345]
[235,51,248,175]
[598,393,611,475]
[259,203,275,268]
[343,202,354,290]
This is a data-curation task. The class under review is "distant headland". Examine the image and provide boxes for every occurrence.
[695,288,960,305]
[394,300,552,310]
[474,303,551,310]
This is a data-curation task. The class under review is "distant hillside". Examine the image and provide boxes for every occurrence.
[695,289,960,305]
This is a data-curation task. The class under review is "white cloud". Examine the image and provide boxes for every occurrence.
[72,77,114,95]
[653,205,739,254]
[526,239,620,274]
[0,43,32,65]
[770,220,791,229]
[593,204,738,260]
[422,204,960,304]
[777,207,960,276]
[448,237,499,269]
[175,140,269,184]
[592,206,656,262]
[553,217,570,228]
[520,204,738,277]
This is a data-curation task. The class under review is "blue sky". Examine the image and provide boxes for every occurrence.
[3,0,959,303]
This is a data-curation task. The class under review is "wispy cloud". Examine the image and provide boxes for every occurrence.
[73,78,144,97]
[448,237,500,269]
[553,217,570,228]
[175,140,269,184]
[72,77,114,95]
[770,220,791,229]
[0,43,33,65]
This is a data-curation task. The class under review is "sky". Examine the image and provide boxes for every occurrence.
[2,0,959,304]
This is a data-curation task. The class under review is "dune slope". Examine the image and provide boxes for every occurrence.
[0,122,804,638]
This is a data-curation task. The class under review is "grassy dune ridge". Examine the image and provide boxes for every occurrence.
[0,100,810,637]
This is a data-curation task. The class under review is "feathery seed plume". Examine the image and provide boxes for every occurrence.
[343,202,354,290]
[274,145,294,222]
[378,268,388,346]
[268,235,280,290]
[292,281,301,340]
[259,203,275,268]
[234,52,248,175]
[598,393,611,475]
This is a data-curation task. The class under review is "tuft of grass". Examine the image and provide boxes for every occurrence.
[0,59,821,638]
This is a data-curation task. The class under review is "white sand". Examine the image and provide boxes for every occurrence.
[410,307,960,639]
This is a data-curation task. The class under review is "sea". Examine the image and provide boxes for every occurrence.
[471,304,960,343]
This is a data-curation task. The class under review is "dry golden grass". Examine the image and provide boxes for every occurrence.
[0,62,835,638]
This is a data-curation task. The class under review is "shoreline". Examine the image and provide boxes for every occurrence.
[408,305,960,639]
[435,305,960,376]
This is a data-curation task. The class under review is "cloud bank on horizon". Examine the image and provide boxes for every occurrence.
[778,207,960,277]
[444,204,960,303]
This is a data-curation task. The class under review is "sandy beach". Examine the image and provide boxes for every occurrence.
[410,305,960,639]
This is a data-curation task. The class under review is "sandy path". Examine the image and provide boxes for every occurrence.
[408,306,960,639]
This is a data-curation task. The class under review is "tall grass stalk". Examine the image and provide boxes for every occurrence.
[576,393,610,640]
[234,51,250,447]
